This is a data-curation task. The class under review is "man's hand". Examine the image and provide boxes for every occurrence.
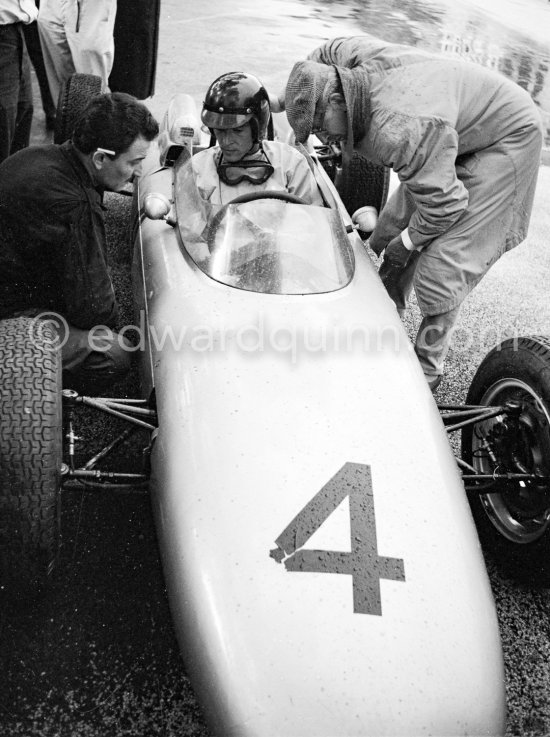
[382,235,413,269]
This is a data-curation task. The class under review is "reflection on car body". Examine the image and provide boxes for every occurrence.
[174,155,354,294]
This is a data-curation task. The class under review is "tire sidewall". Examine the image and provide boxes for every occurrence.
[54,73,103,145]
[0,317,63,592]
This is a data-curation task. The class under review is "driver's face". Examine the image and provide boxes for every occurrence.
[214,123,255,162]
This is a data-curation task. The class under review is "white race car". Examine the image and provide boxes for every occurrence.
[132,93,507,736]
[3,80,550,737]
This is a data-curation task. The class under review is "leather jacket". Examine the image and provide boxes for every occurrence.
[0,140,118,329]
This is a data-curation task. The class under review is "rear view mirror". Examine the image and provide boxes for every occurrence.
[143,192,176,226]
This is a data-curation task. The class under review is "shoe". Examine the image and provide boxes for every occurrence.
[427,375,442,393]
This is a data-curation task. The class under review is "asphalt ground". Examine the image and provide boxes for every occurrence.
[3,0,550,735]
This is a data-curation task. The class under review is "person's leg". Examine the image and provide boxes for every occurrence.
[65,0,117,90]
[11,309,132,393]
[22,19,56,127]
[61,324,133,394]
[413,125,541,346]
[10,32,33,156]
[0,23,33,163]
[0,24,20,162]
[414,306,462,389]
[37,0,75,104]
[371,182,419,316]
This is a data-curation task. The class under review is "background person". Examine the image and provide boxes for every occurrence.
[0,0,36,162]
[194,71,324,206]
[281,35,543,391]
[22,0,56,130]
[37,0,117,102]
[0,91,159,393]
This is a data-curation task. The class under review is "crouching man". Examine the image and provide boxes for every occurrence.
[0,92,159,393]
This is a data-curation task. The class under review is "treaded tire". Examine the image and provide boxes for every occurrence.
[338,153,390,218]
[0,317,62,592]
[462,336,550,582]
[54,72,102,145]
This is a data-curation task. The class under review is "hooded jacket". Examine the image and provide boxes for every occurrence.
[307,35,543,314]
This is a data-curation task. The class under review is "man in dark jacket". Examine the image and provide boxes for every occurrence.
[0,91,159,392]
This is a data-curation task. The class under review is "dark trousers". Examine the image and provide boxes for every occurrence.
[0,22,33,163]
[22,19,56,122]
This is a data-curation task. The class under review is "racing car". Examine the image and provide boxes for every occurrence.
[2,79,550,736]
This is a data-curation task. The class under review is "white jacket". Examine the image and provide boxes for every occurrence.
[192,140,324,207]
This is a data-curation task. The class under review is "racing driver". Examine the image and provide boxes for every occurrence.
[193,71,324,206]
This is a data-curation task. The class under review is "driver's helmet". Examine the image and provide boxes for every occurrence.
[201,72,270,142]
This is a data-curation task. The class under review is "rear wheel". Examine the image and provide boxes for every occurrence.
[338,153,390,218]
[54,72,102,145]
[0,317,63,593]
[318,146,390,227]
[462,336,550,581]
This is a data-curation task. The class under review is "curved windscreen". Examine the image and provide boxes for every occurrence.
[173,154,354,295]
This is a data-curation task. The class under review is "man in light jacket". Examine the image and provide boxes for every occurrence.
[37,0,117,101]
[282,35,543,390]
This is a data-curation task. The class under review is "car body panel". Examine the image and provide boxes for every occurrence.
[133,113,506,736]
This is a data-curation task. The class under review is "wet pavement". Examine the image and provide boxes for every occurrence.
[29,0,550,151]
[315,0,550,147]
[7,0,550,735]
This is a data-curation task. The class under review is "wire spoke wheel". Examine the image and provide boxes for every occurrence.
[471,378,550,542]
[463,336,550,580]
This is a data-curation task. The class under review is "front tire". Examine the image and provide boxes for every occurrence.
[462,336,550,581]
[0,317,63,592]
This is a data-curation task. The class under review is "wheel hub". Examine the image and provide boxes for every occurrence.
[473,380,550,543]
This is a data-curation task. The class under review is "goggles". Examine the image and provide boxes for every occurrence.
[217,159,274,186]
[217,147,274,186]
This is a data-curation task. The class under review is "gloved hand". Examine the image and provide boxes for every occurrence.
[378,247,421,313]
[366,236,384,258]
[382,234,413,269]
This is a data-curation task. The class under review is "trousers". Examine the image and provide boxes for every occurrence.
[379,255,461,380]
[0,22,33,163]
[22,15,56,124]
[37,0,117,101]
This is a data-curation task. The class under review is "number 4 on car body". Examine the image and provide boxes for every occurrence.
[271,462,405,615]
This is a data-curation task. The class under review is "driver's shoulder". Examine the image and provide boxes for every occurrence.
[262,139,307,165]
[191,145,217,167]
[191,145,219,184]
